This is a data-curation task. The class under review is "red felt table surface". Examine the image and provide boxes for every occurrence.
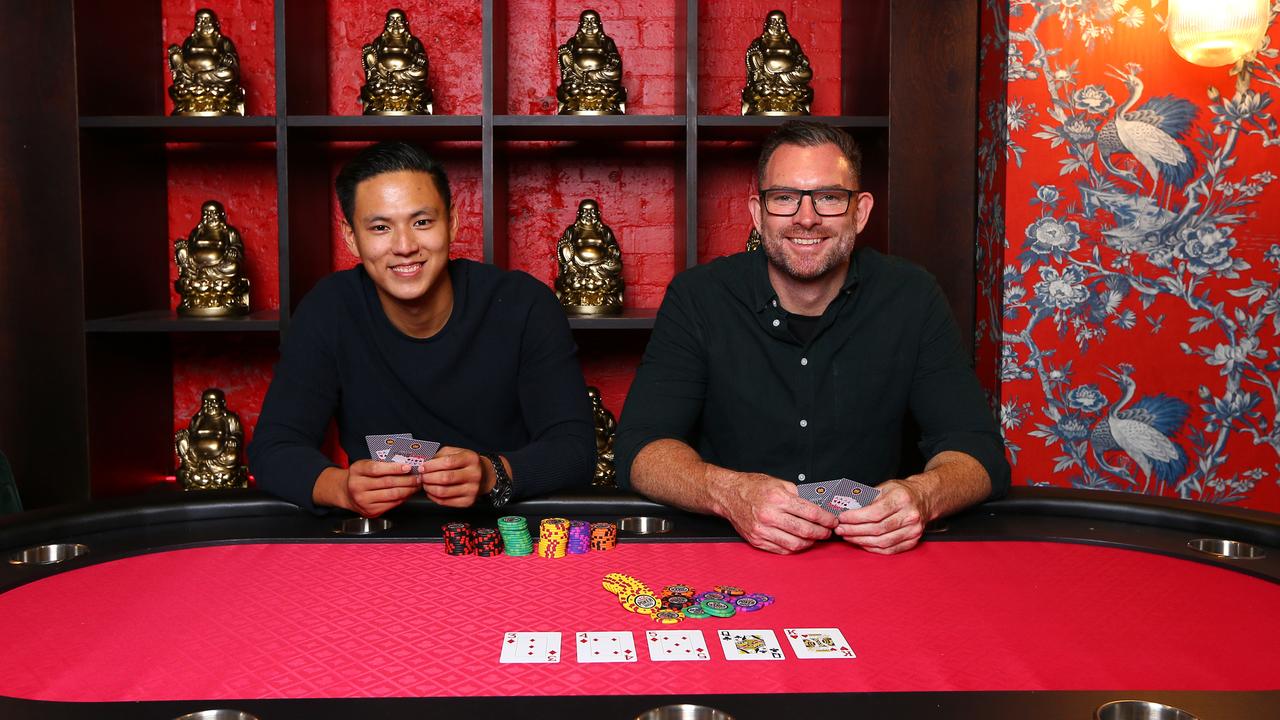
[0,540,1277,702]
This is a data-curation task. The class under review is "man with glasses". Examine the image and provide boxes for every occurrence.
[614,120,1008,555]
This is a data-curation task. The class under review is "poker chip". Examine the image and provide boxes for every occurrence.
[701,599,736,618]
[537,517,571,558]
[681,605,710,619]
[715,585,746,596]
[567,520,591,554]
[631,594,659,613]
[590,522,617,551]
[732,596,762,612]
[652,609,684,624]
[443,522,475,555]
[697,591,728,603]
[662,594,692,610]
[497,515,533,556]
[662,584,694,598]
[474,527,503,557]
[748,592,775,607]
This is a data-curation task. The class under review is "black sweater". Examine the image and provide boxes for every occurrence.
[248,260,596,511]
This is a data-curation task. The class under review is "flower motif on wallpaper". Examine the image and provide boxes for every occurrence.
[988,0,1280,505]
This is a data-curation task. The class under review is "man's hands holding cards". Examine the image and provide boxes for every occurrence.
[362,434,495,509]
[832,478,931,555]
[712,471,837,555]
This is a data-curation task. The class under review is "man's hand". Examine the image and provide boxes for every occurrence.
[713,472,837,555]
[342,460,421,518]
[417,446,495,508]
[834,478,931,555]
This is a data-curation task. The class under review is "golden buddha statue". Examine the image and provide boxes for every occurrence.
[555,199,624,315]
[741,10,813,116]
[166,8,245,116]
[588,386,617,487]
[174,200,250,317]
[556,10,627,115]
[176,389,248,490]
[747,227,762,251]
[360,8,433,115]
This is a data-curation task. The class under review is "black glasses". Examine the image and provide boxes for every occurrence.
[760,188,859,216]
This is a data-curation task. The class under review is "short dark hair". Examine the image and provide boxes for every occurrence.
[756,120,863,189]
[335,141,452,225]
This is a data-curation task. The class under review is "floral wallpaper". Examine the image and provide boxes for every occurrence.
[980,0,1280,511]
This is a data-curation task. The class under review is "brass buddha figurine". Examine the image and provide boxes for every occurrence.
[174,200,250,317]
[741,10,813,116]
[166,8,246,116]
[556,10,627,115]
[175,389,249,490]
[588,386,617,487]
[555,198,624,315]
[360,8,433,115]
[747,227,762,251]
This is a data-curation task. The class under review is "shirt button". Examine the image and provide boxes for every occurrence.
[772,299,778,307]
[772,319,780,327]
[799,419,808,428]
[800,357,808,366]
[798,473,806,482]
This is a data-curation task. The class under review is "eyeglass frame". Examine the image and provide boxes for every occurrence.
[758,187,865,217]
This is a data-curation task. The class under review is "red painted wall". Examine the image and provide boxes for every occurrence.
[160,0,844,479]
[982,3,1280,512]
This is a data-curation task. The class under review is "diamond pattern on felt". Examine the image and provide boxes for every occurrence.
[0,541,1278,701]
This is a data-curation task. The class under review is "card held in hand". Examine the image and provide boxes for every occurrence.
[796,478,880,514]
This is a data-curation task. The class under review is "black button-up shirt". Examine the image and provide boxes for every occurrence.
[614,247,1010,496]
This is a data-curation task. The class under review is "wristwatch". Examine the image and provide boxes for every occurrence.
[481,452,512,508]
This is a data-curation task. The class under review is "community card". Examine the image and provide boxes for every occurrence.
[365,433,411,461]
[385,437,441,469]
[576,631,638,663]
[784,628,856,659]
[717,629,785,661]
[646,630,710,661]
[499,631,561,664]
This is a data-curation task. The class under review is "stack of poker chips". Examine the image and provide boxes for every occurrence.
[589,522,617,551]
[567,520,591,554]
[474,527,503,556]
[603,577,776,623]
[537,517,571,558]
[497,516,534,557]
[443,522,476,555]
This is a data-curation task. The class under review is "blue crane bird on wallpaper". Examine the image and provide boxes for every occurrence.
[1096,64,1198,196]
[1090,364,1191,492]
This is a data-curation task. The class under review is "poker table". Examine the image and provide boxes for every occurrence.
[0,487,1277,719]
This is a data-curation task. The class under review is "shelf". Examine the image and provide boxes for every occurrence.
[84,310,281,333]
[286,115,484,141]
[493,115,686,141]
[78,116,277,142]
[566,309,658,329]
[696,115,889,141]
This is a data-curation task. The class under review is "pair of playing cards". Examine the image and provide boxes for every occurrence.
[498,628,854,663]
[364,433,441,470]
[796,478,880,514]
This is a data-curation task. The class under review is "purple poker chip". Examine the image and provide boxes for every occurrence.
[732,596,762,611]
[699,591,728,602]
[750,593,775,606]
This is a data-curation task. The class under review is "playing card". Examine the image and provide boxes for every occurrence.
[385,437,441,469]
[576,631,638,663]
[717,629,785,661]
[365,433,412,461]
[784,627,856,659]
[797,478,879,514]
[499,631,561,664]
[645,629,710,662]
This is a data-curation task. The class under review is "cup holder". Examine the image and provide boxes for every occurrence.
[1186,538,1266,560]
[619,516,673,534]
[8,543,89,566]
[635,704,734,720]
[1094,700,1198,720]
[333,517,393,535]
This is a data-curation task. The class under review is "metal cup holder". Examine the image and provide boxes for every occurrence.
[173,711,261,720]
[333,517,393,535]
[635,704,734,720]
[8,543,89,566]
[619,516,673,534]
[1186,538,1266,560]
[1095,700,1198,720]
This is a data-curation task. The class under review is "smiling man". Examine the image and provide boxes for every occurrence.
[249,141,594,515]
[614,121,1009,555]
